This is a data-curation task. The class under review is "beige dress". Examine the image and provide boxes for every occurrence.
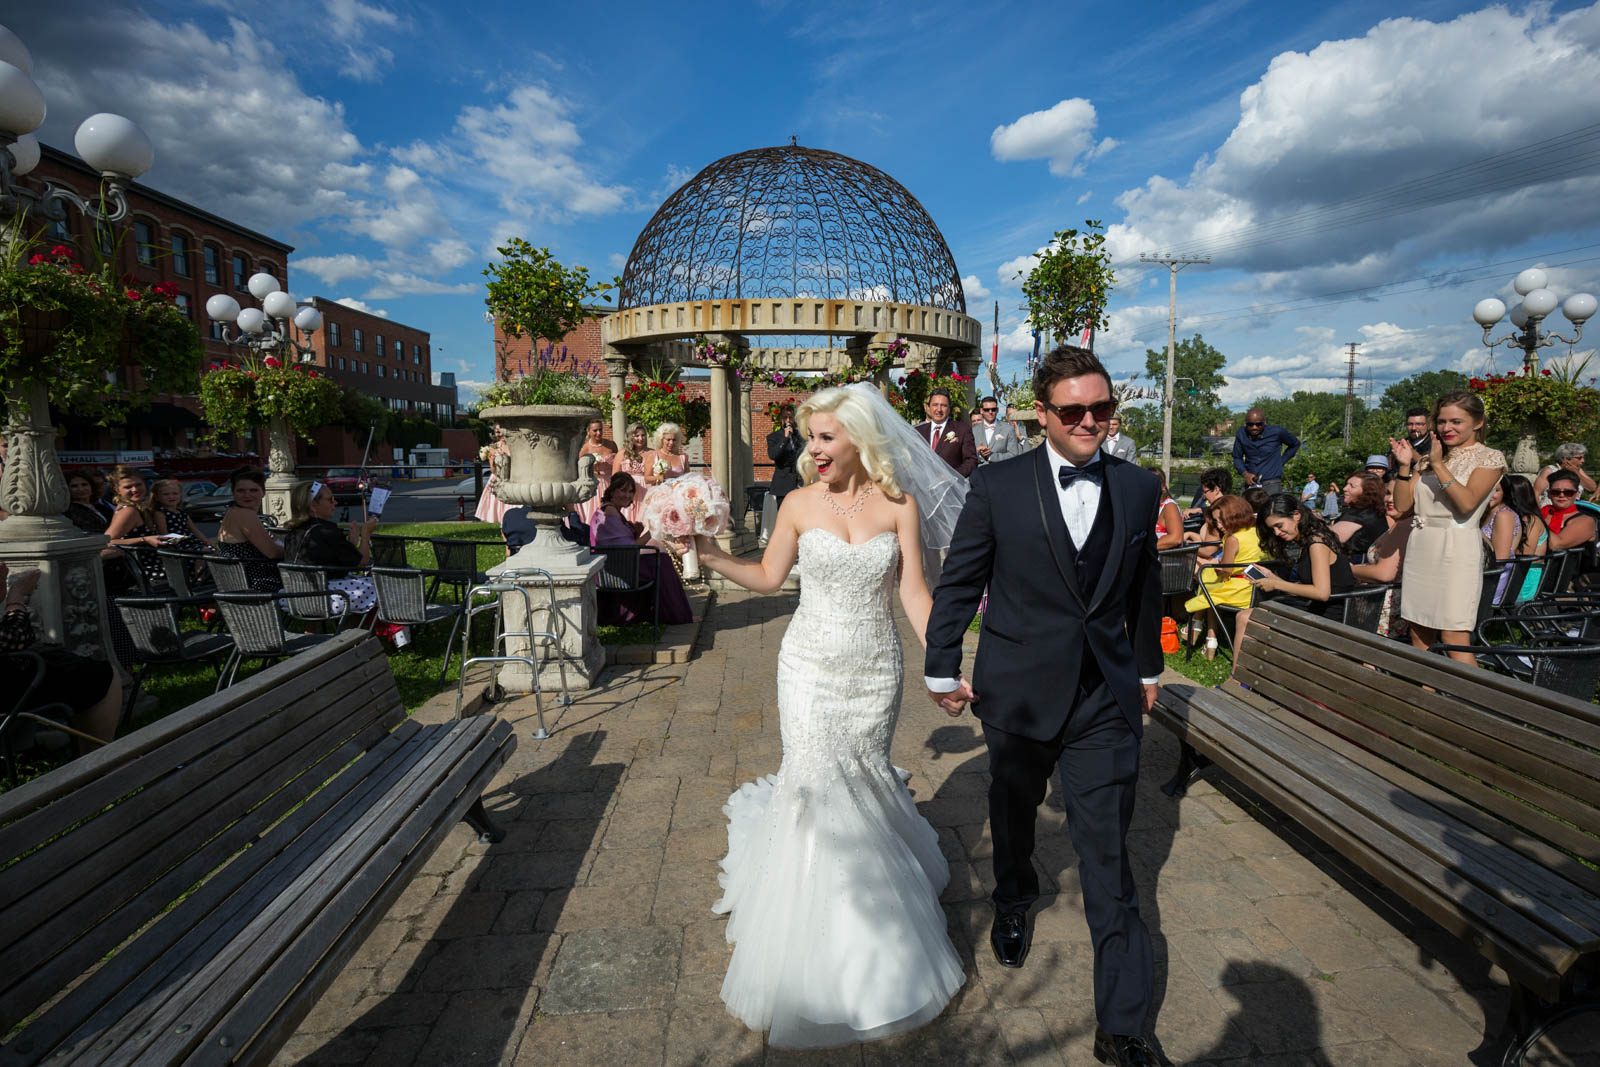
[1401,442,1506,631]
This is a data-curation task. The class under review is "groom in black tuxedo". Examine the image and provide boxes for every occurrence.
[924,345,1164,1067]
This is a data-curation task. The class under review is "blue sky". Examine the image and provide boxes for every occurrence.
[13,0,1600,412]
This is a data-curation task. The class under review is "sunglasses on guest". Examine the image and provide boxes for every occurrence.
[1041,400,1117,424]
[1549,487,1579,498]
[1244,420,1265,427]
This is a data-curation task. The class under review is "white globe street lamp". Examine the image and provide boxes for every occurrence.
[1473,270,1595,373]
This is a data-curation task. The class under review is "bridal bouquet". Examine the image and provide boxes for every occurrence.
[650,456,671,480]
[640,473,730,580]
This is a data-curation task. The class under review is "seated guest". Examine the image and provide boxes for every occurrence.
[590,473,693,625]
[1183,494,1266,657]
[151,478,215,552]
[1483,474,1547,607]
[1331,471,1389,558]
[503,505,538,554]
[1542,469,1597,552]
[217,469,284,591]
[1184,466,1232,518]
[65,472,109,535]
[0,563,121,749]
[1364,453,1393,480]
[1238,493,1355,655]
[103,465,167,587]
[1533,442,1596,503]
[1149,467,1184,550]
[85,469,117,524]
[1241,485,1271,523]
[282,480,380,616]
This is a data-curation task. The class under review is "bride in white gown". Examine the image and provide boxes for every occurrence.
[693,384,969,1048]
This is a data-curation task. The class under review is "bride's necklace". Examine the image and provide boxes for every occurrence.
[823,483,876,517]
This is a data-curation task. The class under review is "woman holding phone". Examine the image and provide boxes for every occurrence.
[1182,494,1264,658]
[1236,493,1355,658]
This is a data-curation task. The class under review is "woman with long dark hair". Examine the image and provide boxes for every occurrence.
[1485,473,1547,607]
[1331,470,1388,558]
[1391,391,1506,665]
[1236,493,1355,653]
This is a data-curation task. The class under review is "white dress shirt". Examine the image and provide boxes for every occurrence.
[929,421,946,447]
[926,438,1160,692]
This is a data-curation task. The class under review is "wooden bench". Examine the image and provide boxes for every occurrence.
[0,631,515,1065]
[1151,602,1600,1066]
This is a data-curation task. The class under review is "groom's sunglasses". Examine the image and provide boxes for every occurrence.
[1041,400,1117,425]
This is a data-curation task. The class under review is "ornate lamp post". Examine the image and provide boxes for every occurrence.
[204,275,325,522]
[1472,268,1595,375]
[0,24,157,662]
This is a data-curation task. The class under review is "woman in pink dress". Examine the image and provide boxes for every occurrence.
[614,422,651,526]
[474,428,513,525]
[576,418,618,524]
[643,421,690,491]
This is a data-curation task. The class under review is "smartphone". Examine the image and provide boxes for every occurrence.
[1242,564,1268,582]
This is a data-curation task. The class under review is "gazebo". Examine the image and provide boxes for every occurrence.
[600,142,982,548]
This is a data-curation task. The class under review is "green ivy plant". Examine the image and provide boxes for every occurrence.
[0,218,201,419]
[619,377,711,438]
[484,238,613,345]
[197,358,342,440]
[1017,220,1115,343]
[1470,366,1600,444]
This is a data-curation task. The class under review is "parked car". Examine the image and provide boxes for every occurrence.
[184,482,236,522]
[181,480,221,504]
[320,467,379,505]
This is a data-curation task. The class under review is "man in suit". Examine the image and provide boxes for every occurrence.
[914,387,978,477]
[1101,415,1138,462]
[924,345,1163,1067]
[764,405,804,506]
[973,395,1019,466]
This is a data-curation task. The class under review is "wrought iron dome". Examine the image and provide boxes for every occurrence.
[619,143,966,314]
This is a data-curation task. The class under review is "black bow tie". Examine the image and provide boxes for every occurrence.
[1059,464,1102,489]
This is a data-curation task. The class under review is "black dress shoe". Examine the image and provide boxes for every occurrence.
[1093,1029,1163,1066]
[990,910,1030,968]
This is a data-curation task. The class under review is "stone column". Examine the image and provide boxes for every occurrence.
[603,347,631,445]
[734,376,755,530]
[0,381,118,670]
[261,417,306,527]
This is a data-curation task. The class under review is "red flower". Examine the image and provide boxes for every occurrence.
[308,370,319,378]
[124,289,141,300]
[28,252,47,265]
[1542,369,1552,376]
[49,244,72,257]
[263,357,282,369]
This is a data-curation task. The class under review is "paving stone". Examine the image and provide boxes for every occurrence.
[479,849,589,892]
[652,871,723,925]
[417,934,560,993]
[541,927,683,1014]
[994,1007,1066,1065]
[1324,966,1485,1055]
[415,988,533,1065]
[680,919,733,976]
[1255,895,1382,974]
[492,890,549,935]
[664,998,765,1065]
[536,884,657,932]
[414,890,505,941]
[586,846,665,888]
[764,1043,865,1065]
[860,1012,1011,1065]
[514,1010,670,1066]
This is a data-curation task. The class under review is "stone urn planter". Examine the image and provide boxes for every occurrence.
[480,404,606,693]
[262,416,304,526]
[1010,409,1043,447]
[1511,431,1542,476]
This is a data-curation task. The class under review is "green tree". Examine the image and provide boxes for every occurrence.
[1017,220,1115,342]
[483,238,613,344]
[1380,369,1468,418]
[1143,334,1232,459]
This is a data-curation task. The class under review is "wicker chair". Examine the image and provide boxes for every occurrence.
[370,535,411,568]
[155,548,216,599]
[1326,583,1392,634]
[212,591,348,689]
[591,544,662,634]
[428,538,491,601]
[276,562,354,628]
[371,566,465,681]
[114,595,236,708]
[205,554,256,593]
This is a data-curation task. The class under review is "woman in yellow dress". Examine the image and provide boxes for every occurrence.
[1184,494,1266,656]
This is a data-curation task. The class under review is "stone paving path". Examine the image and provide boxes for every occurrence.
[280,590,1597,1066]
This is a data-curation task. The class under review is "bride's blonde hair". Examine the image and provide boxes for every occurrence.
[795,387,903,497]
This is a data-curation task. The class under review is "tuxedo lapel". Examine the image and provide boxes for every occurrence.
[1031,446,1086,608]
[1088,458,1128,613]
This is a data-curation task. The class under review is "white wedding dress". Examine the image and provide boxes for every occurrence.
[713,528,966,1047]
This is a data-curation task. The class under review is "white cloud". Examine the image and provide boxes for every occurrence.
[608,252,629,272]
[334,296,389,318]
[998,251,1041,290]
[991,98,1117,177]
[296,253,373,286]
[324,0,401,81]
[1076,191,1093,205]
[961,274,991,300]
[364,272,477,299]
[1103,6,1600,291]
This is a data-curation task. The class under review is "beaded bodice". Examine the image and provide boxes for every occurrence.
[794,529,898,623]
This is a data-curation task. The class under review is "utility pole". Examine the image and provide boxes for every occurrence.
[1139,252,1210,485]
[1342,342,1360,446]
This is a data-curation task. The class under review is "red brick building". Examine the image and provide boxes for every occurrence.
[31,144,293,457]
[302,297,457,423]
[493,306,609,381]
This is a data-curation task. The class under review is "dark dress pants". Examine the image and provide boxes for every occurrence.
[981,657,1154,1035]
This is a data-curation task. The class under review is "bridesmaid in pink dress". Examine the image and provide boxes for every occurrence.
[643,422,690,491]
[614,422,651,526]
[576,418,618,524]
[474,429,513,525]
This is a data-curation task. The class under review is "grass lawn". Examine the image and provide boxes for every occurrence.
[1163,647,1234,687]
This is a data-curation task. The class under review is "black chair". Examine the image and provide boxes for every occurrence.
[277,562,358,629]
[155,548,216,599]
[369,534,412,568]
[742,483,770,524]
[1326,583,1392,634]
[205,553,270,593]
[591,544,662,634]
[107,545,169,596]
[1433,633,1600,700]
[212,591,348,689]
[114,594,236,710]
[1,651,91,786]
[428,538,492,601]
[370,566,466,681]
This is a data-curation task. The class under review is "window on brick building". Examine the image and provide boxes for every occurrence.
[412,344,422,364]
[394,339,403,358]
[337,357,346,370]
[231,253,248,291]
[204,245,220,284]
[353,328,364,352]
[133,221,156,265]
[174,293,192,319]
[259,261,278,278]
[209,319,225,341]
[374,333,384,356]
[170,233,190,277]
[377,365,386,378]
[47,217,71,242]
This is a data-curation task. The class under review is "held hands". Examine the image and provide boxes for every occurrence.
[927,679,977,717]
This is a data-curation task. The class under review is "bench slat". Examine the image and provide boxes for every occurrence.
[115,718,503,1065]
[217,723,513,1066]
[1225,679,1600,900]
[5,720,422,1065]
[1236,641,1600,868]
[0,662,401,1002]
[1155,688,1579,997]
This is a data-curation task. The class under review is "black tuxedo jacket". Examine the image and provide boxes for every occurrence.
[766,427,804,496]
[914,419,979,477]
[924,445,1163,740]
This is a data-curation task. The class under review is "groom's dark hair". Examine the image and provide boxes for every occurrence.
[1033,344,1114,402]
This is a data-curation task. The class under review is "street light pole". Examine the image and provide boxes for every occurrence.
[1140,252,1209,486]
